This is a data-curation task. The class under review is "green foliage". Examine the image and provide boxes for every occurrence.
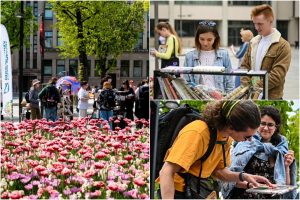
[286,109,299,165]
[1,1,38,50]
[52,1,145,77]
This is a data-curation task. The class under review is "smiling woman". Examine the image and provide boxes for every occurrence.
[222,105,297,199]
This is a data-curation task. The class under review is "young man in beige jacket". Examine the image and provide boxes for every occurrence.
[241,4,291,99]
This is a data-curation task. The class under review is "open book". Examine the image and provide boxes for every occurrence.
[246,185,297,195]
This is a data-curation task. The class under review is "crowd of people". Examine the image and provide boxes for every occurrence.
[151,4,291,100]
[24,75,149,127]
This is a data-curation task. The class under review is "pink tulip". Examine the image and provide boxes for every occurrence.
[9,190,24,199]
[134,177,146,186]
[35,165,46,172]
[94,162,105,169]
[95,152,106,159]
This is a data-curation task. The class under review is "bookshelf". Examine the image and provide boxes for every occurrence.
[153,69,269,100]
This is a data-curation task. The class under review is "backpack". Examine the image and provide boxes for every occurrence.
[98,89,115,110]
[154,104,217,180]
[138,85,149,101]
[25,91,30,103]
[43,86,59,107]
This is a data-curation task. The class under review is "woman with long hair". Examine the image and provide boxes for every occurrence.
[184,21,234,93]
[150,22,182,68]
[222,105,296,199]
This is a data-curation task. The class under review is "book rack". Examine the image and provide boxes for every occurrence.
[153,69,269,100]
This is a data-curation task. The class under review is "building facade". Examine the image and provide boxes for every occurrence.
[150,1,299,48]
[12,1,149,92]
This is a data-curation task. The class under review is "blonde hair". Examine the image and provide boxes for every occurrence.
[155,22,182,54]
[240,29,253,42]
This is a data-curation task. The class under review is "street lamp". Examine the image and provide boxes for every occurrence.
[17,1,24,122]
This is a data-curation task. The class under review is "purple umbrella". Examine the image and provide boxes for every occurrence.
[56,76,80,95]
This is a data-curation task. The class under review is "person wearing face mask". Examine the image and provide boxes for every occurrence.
[221,105,297,199]
[150,22,182,68]
[184,21,234,94]
[158,100,274,199]
[241,4,291,99]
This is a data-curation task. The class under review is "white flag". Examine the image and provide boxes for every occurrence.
[0,24,13,117]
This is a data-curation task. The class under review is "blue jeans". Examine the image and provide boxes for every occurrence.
[99,110,113,129]
[44,106,57,122]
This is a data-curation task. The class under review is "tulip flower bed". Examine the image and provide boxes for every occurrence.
[0,118,150,199]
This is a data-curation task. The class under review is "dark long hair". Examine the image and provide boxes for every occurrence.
[202,100,261,132]
[260,106,282,146]
[195,21,220,51]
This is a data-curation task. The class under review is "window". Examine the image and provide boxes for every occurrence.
[228,21,255,46]
[34,2,38,18]
[26,55,30,69]
[56,60,65,75]
[45,31,53,48]
[120,60,130,77]
[57,31,63,46]
[277,21,288,41]
[146,60,149,78]
[33,53,37,69]
[175,20,208,37]
[135,32,143,49]
[69,60,78,77]
[45,3,53,20]
[95,60,105,77]
[175,1,222,5]
[33,35,37,53]
[133,60,143,77]
[228,1,270,6]
[44,60,52,75]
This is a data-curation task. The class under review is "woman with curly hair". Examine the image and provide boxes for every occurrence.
[158,100,273,199]
[222,106,296,199]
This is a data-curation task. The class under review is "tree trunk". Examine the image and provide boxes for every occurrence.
[96,57,108,77]
[76,8,88,81]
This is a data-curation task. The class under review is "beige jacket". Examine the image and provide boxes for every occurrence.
[241,28,291,99]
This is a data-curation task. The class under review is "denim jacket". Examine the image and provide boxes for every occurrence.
[183,48,234,93]
[220,133,297,199]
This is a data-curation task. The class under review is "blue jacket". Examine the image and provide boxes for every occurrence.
[183,48,234,93]
[220,133,297,199]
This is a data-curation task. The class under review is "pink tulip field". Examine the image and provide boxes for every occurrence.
[0,117,150,199]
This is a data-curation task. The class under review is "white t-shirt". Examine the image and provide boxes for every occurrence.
[77,88,89,109]
[255,31,274,71]
[200,50,216,88]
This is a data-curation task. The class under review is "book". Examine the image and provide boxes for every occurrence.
[164,78,179,99]
[157,77,167,99]
[162,78,175,99]
[246,185,297,195]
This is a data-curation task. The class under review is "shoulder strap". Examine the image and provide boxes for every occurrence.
[200,126,217,163]
[172,37,175,57]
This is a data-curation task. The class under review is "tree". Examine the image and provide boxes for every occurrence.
[1,1,38,50]
[52,1,147,81]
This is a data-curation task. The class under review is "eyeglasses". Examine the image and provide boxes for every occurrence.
[244,135,252,141]
[260,122,276,129]
[199,21,216,27]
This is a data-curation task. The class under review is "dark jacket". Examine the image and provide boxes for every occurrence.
[38,84,61,108]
